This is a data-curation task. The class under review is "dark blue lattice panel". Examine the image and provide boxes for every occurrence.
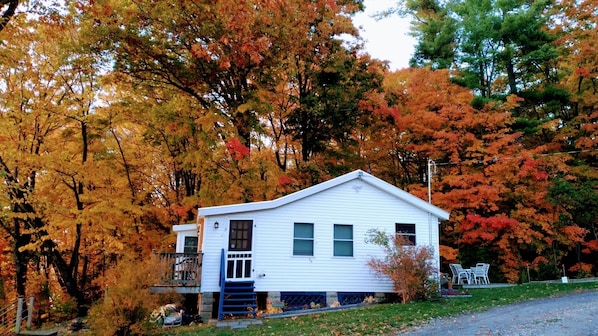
[337,292,374,305]
[280,292,326,310]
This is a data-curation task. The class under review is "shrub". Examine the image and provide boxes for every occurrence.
[366,229,438,303]
[87,256,169,336]
[49,293,78,322]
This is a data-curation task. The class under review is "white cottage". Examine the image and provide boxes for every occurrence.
[167,169,449,321]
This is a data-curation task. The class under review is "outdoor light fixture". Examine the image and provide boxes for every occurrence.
[214,221,219,229]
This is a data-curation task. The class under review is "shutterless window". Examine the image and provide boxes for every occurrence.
[395,223,416,245]
[229,220,253,251]
[334,224,353,257]
[183,236,198,253]
[293,223,314,256]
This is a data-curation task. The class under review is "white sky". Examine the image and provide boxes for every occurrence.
[352,0,415,70]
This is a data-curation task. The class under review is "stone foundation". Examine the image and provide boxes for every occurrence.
[198,292,214,322]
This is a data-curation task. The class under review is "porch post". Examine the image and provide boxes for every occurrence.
[27,296,34,328]
[15,297,23,333]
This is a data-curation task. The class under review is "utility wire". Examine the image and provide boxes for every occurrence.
[432,148,597,167]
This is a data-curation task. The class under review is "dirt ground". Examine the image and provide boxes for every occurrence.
[400,290,598,335]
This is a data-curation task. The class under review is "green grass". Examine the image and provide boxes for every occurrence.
[160,282,598,336]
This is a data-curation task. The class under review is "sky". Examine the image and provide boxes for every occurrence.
[351,0,415,70]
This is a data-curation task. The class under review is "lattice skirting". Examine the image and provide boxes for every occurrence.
[337,292,375,305]
[280,292,326,310]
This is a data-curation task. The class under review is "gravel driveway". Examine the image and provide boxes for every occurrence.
[400,290,598,336]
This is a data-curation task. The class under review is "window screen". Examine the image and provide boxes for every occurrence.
[183,236,198,253]
[334,224,353,257]
[395,223,416,245]
[293,223,314,256]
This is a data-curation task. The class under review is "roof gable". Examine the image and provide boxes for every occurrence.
[197,170,450,220]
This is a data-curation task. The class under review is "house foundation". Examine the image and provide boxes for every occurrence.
[199,290,388,322]
[198,292,214,322]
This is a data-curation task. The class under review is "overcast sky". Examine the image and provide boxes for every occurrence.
[352,0,415,70]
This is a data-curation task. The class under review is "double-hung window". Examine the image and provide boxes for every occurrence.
[183,236,198,253]
[293,223,314,256]
[334,224,353,257]
[395,223,416,245]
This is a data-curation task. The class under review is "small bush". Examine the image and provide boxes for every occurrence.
[49,294,78,321]
[87,256,168,336]
[366,229,438,303]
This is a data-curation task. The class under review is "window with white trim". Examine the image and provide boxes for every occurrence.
[183,236,198,253]
[395,223,416,245]
[293,223,314,256]
[334,224,353,257]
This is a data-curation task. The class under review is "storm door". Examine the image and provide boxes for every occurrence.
[226,220,253,280]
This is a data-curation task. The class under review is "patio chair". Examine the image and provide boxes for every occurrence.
[449,263,471,285]
[473,263,490,284]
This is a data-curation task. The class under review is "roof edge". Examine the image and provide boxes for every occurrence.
[198,170,450,220]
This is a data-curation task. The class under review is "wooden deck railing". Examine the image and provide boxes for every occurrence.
[154,252,203,287]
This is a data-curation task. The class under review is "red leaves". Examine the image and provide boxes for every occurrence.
[568,262,593,274]
[518,158,550,181]
[225,138,250,160]
[461,214,519,246]
[466,213,518,231]
[582,240,598,253]
[561,225,588,244]
[574,67,590,77]
[278,174,293,186]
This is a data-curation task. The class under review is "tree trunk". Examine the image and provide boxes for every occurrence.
[13,226,28,297]
[0,0,18,32]
[48,248,87,315]
[505,57,517,95]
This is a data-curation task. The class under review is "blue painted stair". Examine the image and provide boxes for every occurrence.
[218,281,257,320]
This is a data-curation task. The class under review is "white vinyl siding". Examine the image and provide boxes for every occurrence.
[200,177,442,293]
[333,224,353,257]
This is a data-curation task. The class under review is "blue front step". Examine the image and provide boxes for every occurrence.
[218,281,257,320]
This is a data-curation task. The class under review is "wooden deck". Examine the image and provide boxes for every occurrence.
[153,252,203,288]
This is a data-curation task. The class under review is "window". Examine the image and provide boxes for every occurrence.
[395,223,416,245]
[228,220,253,251]
[183,236,198,253]
[334,224,353,257]
[293,223,314,256]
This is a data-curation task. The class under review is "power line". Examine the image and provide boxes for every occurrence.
[426,148,595,205]
[432,148,597,167]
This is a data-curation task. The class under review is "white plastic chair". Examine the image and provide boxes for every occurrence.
[449,263,471,285]
[473,263,490,284]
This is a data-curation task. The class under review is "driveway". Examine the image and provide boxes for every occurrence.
[400,290,598,335]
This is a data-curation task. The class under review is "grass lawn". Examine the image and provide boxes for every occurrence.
[160,281,598,336]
